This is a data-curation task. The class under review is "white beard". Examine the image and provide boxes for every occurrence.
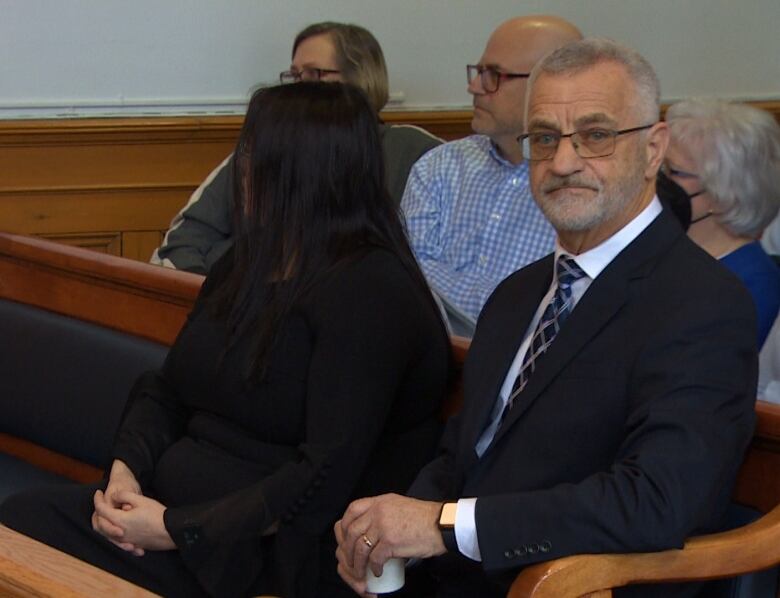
[534,157,647,233]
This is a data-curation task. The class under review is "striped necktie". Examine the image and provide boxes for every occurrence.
[475,255,587,457]
[504,255,586,414]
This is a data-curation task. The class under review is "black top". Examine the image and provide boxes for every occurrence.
[113,246,450,597]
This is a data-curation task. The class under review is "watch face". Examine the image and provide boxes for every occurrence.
[439,502,458,528]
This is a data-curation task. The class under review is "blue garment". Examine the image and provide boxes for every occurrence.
[721,241,780,348]
[401,135,555,323]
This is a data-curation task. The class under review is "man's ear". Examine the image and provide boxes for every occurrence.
[644,121,669,179]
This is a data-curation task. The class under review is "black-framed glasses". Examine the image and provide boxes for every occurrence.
[519,124,656,161]
[661,163,706,199]
[466,64,530,93]
[279,67,341,84]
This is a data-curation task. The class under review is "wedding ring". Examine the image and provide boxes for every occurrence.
[362,534,374,549]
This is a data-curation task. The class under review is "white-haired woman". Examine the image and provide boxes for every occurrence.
[665,99,780,348]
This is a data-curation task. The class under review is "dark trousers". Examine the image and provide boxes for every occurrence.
[0,482,209,598]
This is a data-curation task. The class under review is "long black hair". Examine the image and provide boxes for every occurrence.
[209,82,442,378]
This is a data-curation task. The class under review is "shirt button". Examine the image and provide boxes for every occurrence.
[480,255,487,265]
[491,212,501,220]
[511,177,520,186]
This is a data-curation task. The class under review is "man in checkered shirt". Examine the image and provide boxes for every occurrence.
[402,15,582,336]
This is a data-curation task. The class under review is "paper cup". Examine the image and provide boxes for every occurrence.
[365,557,405,593]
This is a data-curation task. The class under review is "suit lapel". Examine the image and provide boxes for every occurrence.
[487,209,683,452]
[491,271,629,444]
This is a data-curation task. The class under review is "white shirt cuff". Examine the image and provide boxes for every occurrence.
[454,497,481,561]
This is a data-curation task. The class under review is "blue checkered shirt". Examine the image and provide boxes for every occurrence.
[401,135,556,321]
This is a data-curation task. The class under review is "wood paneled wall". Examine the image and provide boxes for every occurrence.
[1,102,778,262]
[0,117,244,261]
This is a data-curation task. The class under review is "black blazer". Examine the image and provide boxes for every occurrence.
[115,248,450,597]
[410,209,758,596]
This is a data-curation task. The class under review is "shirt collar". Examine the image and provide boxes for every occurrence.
[555,196,662,280]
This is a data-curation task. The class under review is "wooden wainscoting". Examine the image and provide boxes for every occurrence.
[0,116,244,261]
[1,102,777,262]
[0,111,472,262]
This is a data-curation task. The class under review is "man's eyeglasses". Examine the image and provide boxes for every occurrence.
[518,124,656,161]
[466,64,530,93]
[279,67,341,84]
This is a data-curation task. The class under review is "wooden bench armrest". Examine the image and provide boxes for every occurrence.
[508,401,780,597]
[509,504,780,597]
[0,524,158,597]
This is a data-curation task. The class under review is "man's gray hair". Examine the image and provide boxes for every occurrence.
[666,98,780,237]
[526,37,661,124]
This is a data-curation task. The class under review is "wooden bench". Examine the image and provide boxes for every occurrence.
[0,232,204,595]
[511,400,780,597]
[0,233,465,597]
[0,231,202,485]
[0,524,157,598]
[0,232,778,597]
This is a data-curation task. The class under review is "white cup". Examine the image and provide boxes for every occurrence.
[365,557,405,594]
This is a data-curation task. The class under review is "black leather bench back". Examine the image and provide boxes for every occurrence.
[0,299,168,468]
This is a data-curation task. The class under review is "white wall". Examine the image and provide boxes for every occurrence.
[2,0,778,118]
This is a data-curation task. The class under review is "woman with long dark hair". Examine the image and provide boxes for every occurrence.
[0,82,450,598]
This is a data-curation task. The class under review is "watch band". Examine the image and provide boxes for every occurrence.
[440,525,458,553]
[438,502,459,553]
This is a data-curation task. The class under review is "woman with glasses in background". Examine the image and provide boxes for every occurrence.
[665,98,780,348]
[152,21,441,275]
[0,82,451,598]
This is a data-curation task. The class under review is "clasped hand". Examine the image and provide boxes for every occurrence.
[91,460,175,556]
[334,493,446,596]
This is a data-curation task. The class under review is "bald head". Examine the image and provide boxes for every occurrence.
[469,15,582,161]
[488,15,583,68]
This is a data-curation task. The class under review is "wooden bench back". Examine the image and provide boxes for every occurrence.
[2,231,777,509]
[734,400,780,514]
[0,232,779,597]
[0,232,203,482]
[0,231,203,345]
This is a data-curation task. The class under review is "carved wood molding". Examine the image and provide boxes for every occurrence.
[0,115,246,145]
[1,100,777,145]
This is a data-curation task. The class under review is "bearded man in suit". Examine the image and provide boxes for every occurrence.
[335,38,758,598]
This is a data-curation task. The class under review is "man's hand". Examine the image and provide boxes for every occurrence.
[92,490,175,553]
[334,493,446,595]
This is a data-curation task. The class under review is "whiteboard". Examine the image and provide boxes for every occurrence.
[1,0,778,118]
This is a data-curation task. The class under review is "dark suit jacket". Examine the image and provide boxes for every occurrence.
[410,209,758,596]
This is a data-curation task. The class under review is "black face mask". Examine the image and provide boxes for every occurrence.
[656,170,692,231]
